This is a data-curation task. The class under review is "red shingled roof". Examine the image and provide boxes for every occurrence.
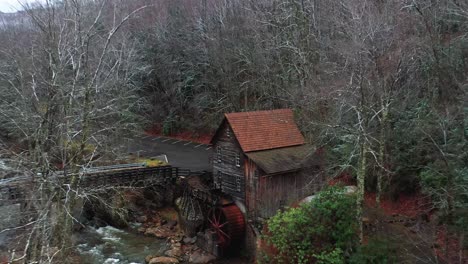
[223,109,305,152]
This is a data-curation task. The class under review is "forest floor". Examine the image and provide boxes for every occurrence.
[363,193,465,263]
[331,173,465,263]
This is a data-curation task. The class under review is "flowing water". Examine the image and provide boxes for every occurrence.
[0,158,169,263]
[75,224,169,264]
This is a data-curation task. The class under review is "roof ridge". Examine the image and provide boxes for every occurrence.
[225,108,292,117]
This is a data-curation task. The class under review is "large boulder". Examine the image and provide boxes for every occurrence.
[188,250,216,264]
[144,227,173,238]
[164,242,182,258]
[145,255,156,263]
[148,256,179,264]
[82,192,130,228]
[164,248,182,258]
[166,220,178,229]
[183,236,197,245]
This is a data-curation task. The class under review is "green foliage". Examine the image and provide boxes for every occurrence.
[162,117,173,136]
[388,101,432,195]
[331,134,359,171]
[390,98,467,237]
[314,248,345,264]
[257,251,273,264]
[263,186,358,264]
[421,166,468,228]
[453,167,468,233]
[349,238,398,264]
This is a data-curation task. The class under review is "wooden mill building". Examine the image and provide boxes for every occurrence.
[210,109,322,220]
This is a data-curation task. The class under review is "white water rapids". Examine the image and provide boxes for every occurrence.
[75,224,169,264]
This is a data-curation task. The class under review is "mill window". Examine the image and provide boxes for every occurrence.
[235,153,241,167]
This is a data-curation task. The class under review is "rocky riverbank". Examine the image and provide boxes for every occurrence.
[76,185,217,264]
[136,207,216,264]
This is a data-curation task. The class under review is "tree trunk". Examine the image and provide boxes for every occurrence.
[376,103,388,207]
[357,140,368,242]
[460,233,464,264]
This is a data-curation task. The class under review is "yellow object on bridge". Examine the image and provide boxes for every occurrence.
[137,158,168,168]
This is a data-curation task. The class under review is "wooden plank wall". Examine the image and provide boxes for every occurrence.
[212,121,245,202]
[244,158,258,219]
[256,171,300,218]
[255,169,324,219]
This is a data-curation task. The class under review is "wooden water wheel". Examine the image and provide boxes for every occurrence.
[208,204,245,251]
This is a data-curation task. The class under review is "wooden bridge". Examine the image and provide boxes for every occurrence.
[0,164,192,207]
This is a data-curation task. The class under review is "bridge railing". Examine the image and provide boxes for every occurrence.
[78,165,177,188]
[81,163,146,173]
[1,165,195,206]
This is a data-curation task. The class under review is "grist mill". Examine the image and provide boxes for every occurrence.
[177,109,324,257]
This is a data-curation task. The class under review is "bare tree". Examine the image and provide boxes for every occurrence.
[0,1,148,262]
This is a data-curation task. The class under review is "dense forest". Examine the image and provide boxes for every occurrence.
[0,0,466,263]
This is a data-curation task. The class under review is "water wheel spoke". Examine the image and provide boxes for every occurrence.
[208,217,215,226]
[208,205,245,249]
[211,215,220,227]
[216,209,222,226]
[217,228,230,239]
[218,232,227,244]
[218,221,228,228]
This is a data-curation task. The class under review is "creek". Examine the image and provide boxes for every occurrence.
[75,224,169,264]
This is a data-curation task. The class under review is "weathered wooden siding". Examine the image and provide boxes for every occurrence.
[243,148,327,219]
[245,154,303,219]
[212,121,245,202]
[244,158,259,219]
[255,170,314,219]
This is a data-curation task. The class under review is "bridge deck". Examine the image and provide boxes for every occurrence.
[0,165,192,206]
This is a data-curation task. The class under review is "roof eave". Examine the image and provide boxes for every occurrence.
[263,168,302,176]
[243,143,305,153]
